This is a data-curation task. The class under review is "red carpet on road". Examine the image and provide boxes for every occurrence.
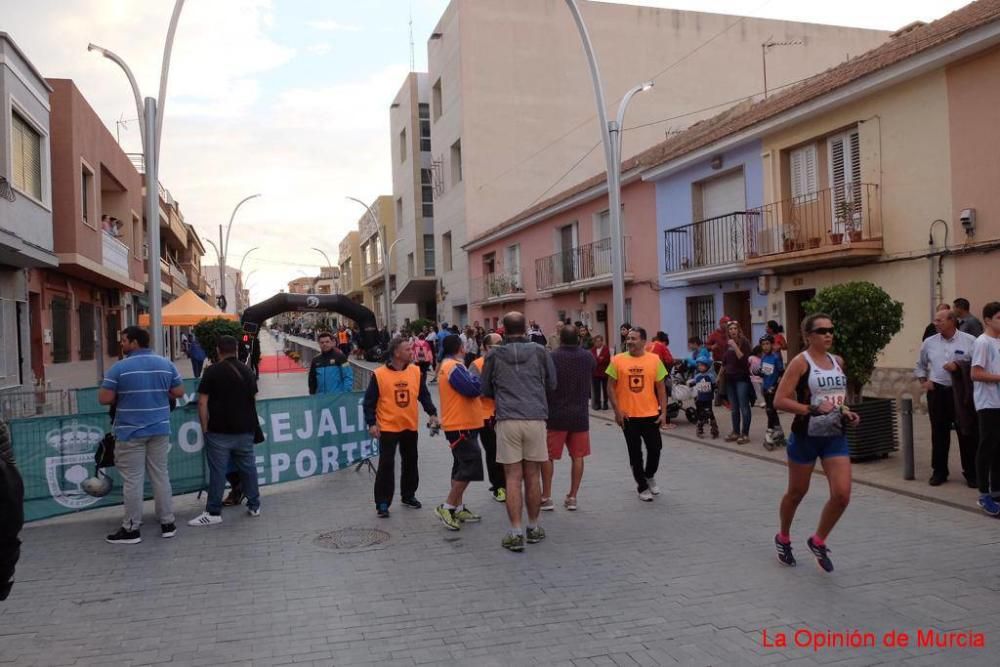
[257,354,307,373]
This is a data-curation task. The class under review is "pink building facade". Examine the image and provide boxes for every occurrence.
[465,176,660,347]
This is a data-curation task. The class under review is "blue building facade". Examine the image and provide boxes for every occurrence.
[652,139,771,352]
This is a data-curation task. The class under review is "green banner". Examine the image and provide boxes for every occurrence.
[75,378,201,414]
[11,392,378,522]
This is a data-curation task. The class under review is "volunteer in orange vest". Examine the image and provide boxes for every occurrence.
[470,333,506,503]
[363,337,439,518]
[432,334,486,531]
[607,326,669,502]
[336,325,352,358]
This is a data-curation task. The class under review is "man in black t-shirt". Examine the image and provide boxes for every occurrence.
[188,336,261,526]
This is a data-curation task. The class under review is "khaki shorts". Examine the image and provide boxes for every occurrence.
[496,419,548,464]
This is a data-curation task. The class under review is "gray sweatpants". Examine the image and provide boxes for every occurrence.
[116,435,174,530]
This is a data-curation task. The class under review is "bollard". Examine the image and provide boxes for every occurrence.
[901,397,914,480]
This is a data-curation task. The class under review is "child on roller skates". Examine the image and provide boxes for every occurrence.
[757,335,786,450]
[689,356,719,438]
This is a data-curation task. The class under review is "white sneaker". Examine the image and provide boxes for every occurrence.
[638,489,654,502]
[248,507,261,517]
[187,512,222,527]
[540,497,555,511]
[646,477,661,495]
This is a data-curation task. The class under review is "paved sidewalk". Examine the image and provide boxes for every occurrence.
[6,398,1000,665]
[588,395,983,514]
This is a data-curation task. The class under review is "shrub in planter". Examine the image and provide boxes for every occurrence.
[193,317,244,363]
[804,282,904,460]
[804,282,903,402]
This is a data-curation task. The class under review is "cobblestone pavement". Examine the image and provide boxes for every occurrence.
[5,404,1000,666]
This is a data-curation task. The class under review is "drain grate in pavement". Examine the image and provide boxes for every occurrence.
[313,527,390,553]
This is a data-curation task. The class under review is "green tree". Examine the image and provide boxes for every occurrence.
[804,282,903,402]
[192,317,244,363]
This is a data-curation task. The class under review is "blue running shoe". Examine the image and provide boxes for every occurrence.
[774,534,795,566]
[977,494,1000,517]
[807,536,833,573]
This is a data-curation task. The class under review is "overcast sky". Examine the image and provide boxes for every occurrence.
[4,0,969,302]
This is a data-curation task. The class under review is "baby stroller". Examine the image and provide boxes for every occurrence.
[668,364,699,424]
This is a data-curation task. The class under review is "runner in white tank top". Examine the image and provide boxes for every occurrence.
[772,314,860,573]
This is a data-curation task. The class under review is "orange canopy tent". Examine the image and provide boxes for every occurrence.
[138,289,238,327]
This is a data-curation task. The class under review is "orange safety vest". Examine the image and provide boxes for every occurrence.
[437,358,482,432]
[337,330,350,345]
[607,352,666,418]
[373,363,422,432]
[471,356,494,421]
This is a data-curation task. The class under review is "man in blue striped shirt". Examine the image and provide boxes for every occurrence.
[99,326,185,545]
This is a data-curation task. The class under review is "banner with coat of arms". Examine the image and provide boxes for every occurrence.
[10,392,378,522]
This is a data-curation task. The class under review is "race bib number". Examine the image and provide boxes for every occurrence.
[695,381,711,394]
[761,362,775,376]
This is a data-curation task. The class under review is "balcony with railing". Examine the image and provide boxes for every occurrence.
[101,231,131,278]
[471,271,525,305]
[744,183,882,268]
[535,237,631,293]
[663,212,761,278]
[169,262,188,291]
[361,259,384,285]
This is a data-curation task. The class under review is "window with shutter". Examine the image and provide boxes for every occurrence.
[829,129,861,226]
[12,111,43,200]
[51,297,70,363]
[790,145,817,201]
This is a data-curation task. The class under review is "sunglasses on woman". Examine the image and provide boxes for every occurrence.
[810,327,835,335]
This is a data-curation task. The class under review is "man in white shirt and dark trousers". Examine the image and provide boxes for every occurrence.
[916,309,978,487]
[972,302,1000,515]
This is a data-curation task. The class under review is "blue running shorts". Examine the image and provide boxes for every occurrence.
[786,433,850,465]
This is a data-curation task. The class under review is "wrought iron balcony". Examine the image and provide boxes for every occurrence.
[663,212,760,275]
[471,271,524,305]
[535,237,630,292]
[663,184,882,274]
[744,182,882,262]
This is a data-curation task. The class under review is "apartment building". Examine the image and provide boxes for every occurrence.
[203,265,247,313]
[357,195,396,327]
[28,79,147,390]
[0,33,58,392]
[410,0,888,326]
[389,72,437,322]
[314,265,340,295]
[338,230,363,307]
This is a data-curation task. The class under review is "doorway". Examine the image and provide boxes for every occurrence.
[785,288,816,353]
[723,290,751,337]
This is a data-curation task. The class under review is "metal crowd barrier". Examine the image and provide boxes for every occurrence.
[0,388,78,420]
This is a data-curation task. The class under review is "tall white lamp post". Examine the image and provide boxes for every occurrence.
[89,0,186,354]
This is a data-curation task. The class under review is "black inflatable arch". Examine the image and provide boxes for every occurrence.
[241,293,379,353]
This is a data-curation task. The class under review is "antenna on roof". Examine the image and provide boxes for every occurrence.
[761,37,804,99]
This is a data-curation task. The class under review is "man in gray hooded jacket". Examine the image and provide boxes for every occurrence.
[482,311,557,552]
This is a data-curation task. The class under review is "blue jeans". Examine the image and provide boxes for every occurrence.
[726,379,753,436]
[204,432,260,514]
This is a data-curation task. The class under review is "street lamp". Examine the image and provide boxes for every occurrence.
[564,0,652,351]
[311,247,334,278]
[346,197,399,332]
[89,0,185,355]
[217,194,261,312]
[237,246,259,277]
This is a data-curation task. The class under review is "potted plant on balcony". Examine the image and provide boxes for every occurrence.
[781,224,800,253]
[804,282,904,461]
[834,200,863,243]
